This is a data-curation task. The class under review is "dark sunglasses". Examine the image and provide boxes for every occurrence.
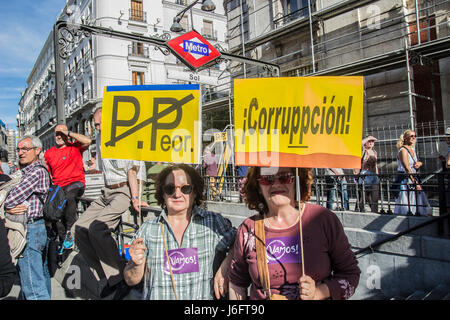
[258,173,295,186]
[163,184,193,195]
[409,135,416,138]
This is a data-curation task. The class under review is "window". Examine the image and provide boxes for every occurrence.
[131,0,144,21]
[132,41,144,56]
[132,71,144,85]
[203,20,214,38]
[283,0,309,19]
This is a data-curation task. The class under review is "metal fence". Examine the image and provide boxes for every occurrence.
[202,171,450,217]
[363,120,449,174]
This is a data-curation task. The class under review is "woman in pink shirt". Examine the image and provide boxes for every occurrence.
[228,167,360,300]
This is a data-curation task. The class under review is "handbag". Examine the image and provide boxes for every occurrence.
[255,215,294,300]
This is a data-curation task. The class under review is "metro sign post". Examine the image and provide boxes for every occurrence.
[167,30,221,70]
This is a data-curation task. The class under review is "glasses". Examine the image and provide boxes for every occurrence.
[258,173,295,186]
[409,135,416,138]
[163,184,193,196]
[16,147,36,153]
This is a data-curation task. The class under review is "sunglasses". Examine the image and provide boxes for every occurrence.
[163,184,193,195]
[258,173,295,185]
[409,135,416,138]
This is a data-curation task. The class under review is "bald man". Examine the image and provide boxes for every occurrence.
[44,124,91,253]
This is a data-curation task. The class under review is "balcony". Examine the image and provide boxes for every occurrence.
[83,50,92,66]
[127,44,150,67]
[82,90,93,105]
[128,45,149,58]
[202,28,218,41]
[273,5,310,29]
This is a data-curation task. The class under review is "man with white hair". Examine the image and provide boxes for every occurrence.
[4,135,50,299]
[44,124,91,253]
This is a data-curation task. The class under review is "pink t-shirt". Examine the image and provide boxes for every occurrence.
[229,203,360,300]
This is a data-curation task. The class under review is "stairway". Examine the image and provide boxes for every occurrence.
[390,284,450,300]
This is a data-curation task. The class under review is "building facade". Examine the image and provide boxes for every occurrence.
[18,0,230,156]
[223,0,450,172]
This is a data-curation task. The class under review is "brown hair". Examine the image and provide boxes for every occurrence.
[242,167,313,214]
[154,164,204,208]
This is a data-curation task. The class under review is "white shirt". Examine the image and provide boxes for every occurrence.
[96,134,147,185]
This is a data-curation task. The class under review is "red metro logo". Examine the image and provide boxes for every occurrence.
[167,30,221,70]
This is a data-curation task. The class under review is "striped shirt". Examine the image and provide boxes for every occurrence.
[135,206,236,300]
[4,161,50,222]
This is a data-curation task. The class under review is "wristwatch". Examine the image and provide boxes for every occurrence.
[131,196,139,200]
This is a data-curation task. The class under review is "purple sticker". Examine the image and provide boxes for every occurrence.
[266,236,300,264]
[164,247,199,274]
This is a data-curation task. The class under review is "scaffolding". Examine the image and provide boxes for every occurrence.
[203,0,450,172]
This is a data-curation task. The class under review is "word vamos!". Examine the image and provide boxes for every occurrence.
[240,95,354,147]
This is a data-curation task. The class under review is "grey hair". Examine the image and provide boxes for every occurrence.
[19,135,43,149]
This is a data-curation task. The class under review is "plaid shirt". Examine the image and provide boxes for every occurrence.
[135,206,236,300]
[4,161,50,221]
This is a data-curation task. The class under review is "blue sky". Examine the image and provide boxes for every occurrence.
[0,0,64,131]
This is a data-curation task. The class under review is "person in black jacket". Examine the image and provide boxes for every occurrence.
[0,218,17,298]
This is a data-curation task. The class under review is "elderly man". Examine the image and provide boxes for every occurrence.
[73,107,148,300]
[44,124,91,253]
[4,135,50,299]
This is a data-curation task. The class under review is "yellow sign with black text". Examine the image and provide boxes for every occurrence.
[101,84,201,164]
[234,77,364,168]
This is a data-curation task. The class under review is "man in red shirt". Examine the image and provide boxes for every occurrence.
[44,124,91,253]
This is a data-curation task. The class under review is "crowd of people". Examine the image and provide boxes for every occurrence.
[323,129,447,216]
[0,119,449,300]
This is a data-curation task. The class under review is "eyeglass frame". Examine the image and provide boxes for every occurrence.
[257,173,295,186]
[163,184,193,196]
[16,147,37,153]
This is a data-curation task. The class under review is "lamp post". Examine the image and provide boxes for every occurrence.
[170,0,216,33]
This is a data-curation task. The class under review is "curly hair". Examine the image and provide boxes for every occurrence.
[154,164,204,208]
[242,167,313,214]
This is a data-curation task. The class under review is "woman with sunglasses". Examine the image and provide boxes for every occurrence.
[228,167,360,300]
[394,130,431,216]
[123,164,236,300]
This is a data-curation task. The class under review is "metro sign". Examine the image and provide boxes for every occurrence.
[167,30,221,70]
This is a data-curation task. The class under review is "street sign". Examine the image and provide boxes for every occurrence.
[167,30,221,70]
[214,132,227,142]
[167,70,218,86]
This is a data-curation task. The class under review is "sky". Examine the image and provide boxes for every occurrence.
[0,0,64,131]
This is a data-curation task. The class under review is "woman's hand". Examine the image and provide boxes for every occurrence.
[129,237,147,266]
[214,247,234,299]
[413,161,423,170]
[299,275,317,300]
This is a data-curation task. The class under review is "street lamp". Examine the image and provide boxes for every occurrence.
[170,0,216,33]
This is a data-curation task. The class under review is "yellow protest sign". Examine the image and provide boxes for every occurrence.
[214,131,227,142]
[101,84,201,164]
[234,77,364,168]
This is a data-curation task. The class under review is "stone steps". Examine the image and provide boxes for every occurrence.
[389,284,450,300]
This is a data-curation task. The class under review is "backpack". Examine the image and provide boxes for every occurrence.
[43,184,67,222]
